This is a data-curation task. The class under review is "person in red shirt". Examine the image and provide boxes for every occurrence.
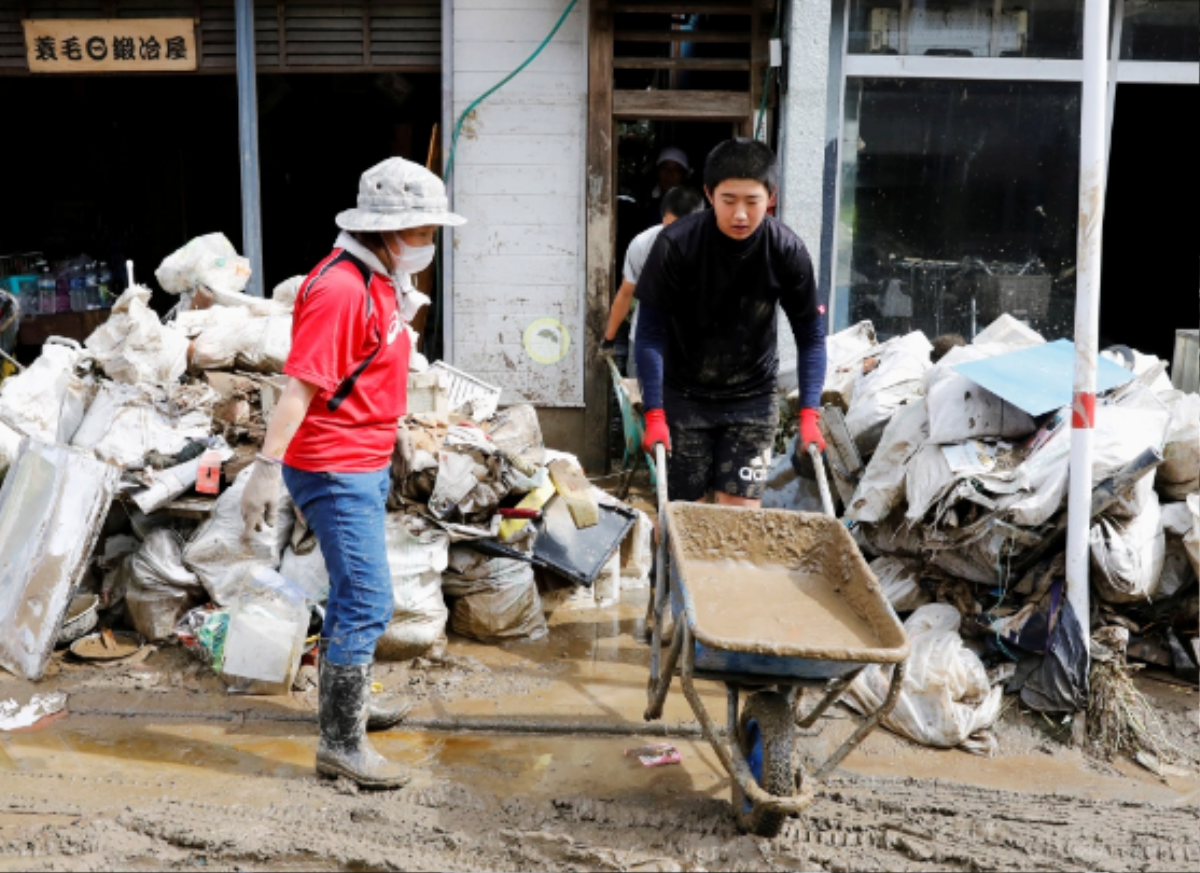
[240,157,464,790]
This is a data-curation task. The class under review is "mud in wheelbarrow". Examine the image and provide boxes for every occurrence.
[644,496,910,838]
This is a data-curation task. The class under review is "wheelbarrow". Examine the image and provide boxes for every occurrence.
[643,443,910,837]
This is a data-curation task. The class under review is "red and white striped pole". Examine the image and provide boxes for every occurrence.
[1065,0,1111,665]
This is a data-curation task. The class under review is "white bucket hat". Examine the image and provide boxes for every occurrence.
[336,157,466,233]
[656,146,691,172]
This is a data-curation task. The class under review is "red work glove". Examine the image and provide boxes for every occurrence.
[642,409,671,455]
[799,408,825,453]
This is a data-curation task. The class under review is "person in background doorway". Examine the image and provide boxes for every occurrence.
[644,146,693,228]
[601,186,706,378]
[239,158,465,790]
[634,138,827,506]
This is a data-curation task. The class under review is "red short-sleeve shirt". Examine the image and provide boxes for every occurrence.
[283,249,410,473]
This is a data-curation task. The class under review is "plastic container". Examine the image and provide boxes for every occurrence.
[97,262,112,307]
[84,262,99,310]
[6,274,39,316]
[37,268,56,316]
[219,568,310,695]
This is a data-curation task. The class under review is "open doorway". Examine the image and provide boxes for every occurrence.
[1100,83,1199,360]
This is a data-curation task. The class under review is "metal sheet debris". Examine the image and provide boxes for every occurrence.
[952,339,1135,417]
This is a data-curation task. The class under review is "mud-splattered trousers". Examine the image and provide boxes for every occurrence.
[283,466,393,667]
[664,387,778,501]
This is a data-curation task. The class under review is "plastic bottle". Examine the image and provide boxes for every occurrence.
[84,262,100,310]
[37,265,56,316]
[97,261,112,307]
[69,266,88,312]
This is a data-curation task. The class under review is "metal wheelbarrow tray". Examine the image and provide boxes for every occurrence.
[645,496,910,837]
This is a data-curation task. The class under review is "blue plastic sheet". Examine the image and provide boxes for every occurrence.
[952,339,1135,417]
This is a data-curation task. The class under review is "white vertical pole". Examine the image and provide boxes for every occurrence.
[1065,0,1110,666]
[235,0,264,297]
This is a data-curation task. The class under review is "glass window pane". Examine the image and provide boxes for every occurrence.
[848,0,1084,58]
[1120,0,1199,61]
[833,79,1081,341]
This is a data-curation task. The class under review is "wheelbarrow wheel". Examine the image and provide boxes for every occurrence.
[732,690,796,838]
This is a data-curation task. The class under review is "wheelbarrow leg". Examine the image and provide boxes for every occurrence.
[812,661,906,780]
[645,618,684,721]
[795,667,866,729]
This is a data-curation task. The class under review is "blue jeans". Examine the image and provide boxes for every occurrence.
[282,466,392,667]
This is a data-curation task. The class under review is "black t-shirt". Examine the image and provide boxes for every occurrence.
[633,210,818,401]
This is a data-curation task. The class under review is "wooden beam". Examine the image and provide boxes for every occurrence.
[549,460,600,529]
[615,29,752,42]
[613,89,751,120]
[613,56,751,70]
[582,0,615,475]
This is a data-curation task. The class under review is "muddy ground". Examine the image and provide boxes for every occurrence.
[1,592,1197,872]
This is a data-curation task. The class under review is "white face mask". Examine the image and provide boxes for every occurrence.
[385,234,436,275]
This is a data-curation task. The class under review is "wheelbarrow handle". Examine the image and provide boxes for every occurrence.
[807,443,837,518]
[654,442,669,517]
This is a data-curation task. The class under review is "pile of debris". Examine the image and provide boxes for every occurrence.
[770,315,1198,757]
[0,233,651,693]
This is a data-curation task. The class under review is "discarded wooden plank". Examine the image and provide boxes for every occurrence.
[548,459,599,530]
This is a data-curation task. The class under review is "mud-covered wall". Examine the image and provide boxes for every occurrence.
[449,0,588,407]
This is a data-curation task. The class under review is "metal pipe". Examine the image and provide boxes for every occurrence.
[235,0,264,297]
[1065,0,1111,675]
[440,0,455,362]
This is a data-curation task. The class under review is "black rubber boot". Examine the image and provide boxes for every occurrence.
[316,655,411,790]
[317,641,409,732]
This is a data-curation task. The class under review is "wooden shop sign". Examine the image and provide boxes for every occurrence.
[23,19,197,73]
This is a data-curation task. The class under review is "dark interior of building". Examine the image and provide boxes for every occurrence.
[1100,83,1198,362]
[0,70,440,317]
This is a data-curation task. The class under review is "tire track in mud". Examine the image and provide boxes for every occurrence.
[2,767,1196,872]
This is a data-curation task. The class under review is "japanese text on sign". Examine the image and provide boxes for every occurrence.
[23,19,197,73]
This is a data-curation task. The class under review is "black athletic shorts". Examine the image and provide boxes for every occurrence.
[663,388,779,502]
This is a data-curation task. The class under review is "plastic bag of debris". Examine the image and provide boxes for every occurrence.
[156,233,252,297]
[0,339,94,444]
[71,382,215,468]
[1089,491,1167,603]
[126,529,207,641]
[619,508,654,590]
[220,567,310,695]
[279,526,330,605]
[84,285,189,385]
[971,314,1044,349]
[844,331,932,458]
[443,547,547,644]
[0,420,20,485]
[820,321,879,411]
[183,465,295,605]
[1157,390,1200,501]
[844,399,928,524]
[271,275,305,310]
[1159,499,1198,598]
[846,603,1004,755]
[483,404,546,467]
[870,556,932,613]
[376,514,450,661]
[925,343,1038,445]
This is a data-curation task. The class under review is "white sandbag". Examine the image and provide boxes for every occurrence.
[1006,421,1070,527]
[181,307,292,374]
[845,604,1003,754]
[126,529,206,641]
[1093,386,1173,518]
[70,382,213,467]
[870,556,931,612]
[845,399,928,524]
[1186,494,1200,578]
[1159,502,1197,598]
[1089,490,1166,604]
[0,420,20,483]
[926,344,1037,444]
[279,543,330,604]
[156,232,252,297]
[844,331,932,458]
[1100,346,1174,396]
[271,275,305,310]
[1163,496,1199,578]
[619,508,654,590]
[823,320,880,408]
[1157,391,1200,500]
[375,514,450,661]
[0,340,93,443]
[444,547,547,644]
[84,284,189,385]
[971,314,1044,349]
[183,465,294,605]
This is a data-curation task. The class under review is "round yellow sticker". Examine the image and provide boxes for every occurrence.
[523,318,571,365]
